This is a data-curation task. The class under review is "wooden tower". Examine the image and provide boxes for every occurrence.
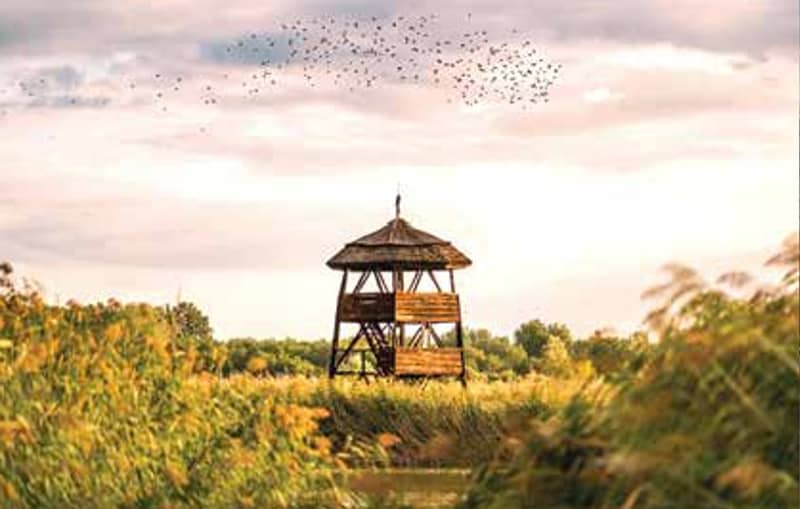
[326,197,471,384]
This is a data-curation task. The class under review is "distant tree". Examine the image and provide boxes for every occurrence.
[570,331,652,382]
[514,319,572,359]
[0,261,12,290]
[536,335,573,377]
[443,327,530,379]
[167,301,213,340]
[222,338,329,377]
[163,301,218,372]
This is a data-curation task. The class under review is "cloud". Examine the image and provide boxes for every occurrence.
[40,65,84,89]
[199,34,293,67]
[0,0,796,339]
[1,200,330,270]
[296,0,398,19]
[0,64,116,110]
[36,95,112,108]
[0,172,342,270]
[0,0,795,58]
[117,41,795,177]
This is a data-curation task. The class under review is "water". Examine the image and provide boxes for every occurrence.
[349,468,471,508]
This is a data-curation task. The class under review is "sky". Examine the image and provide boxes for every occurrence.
[1,0,797,340]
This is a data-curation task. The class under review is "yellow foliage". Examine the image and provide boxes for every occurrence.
[104,322,124,342]
[16,342,48,373]
[68,461,88,481]
[164,461,189,488]
[376,432,402,449]
[0,419,32,447]
[276,404,322,439]
[314,436,332,456]
[246,355,268,374]
[0,287,344,507]
[716,458,780,498]
[238,496,256,508]
[228,442,258,468]
[2,477,19,501]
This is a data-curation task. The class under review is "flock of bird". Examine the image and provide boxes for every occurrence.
[1,13,561,121]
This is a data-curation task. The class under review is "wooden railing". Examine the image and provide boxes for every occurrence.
[394,347,464,376]
[334,347,464,377]
[340,293,395,322]
[339,292,460,324]
[395,292,460,323]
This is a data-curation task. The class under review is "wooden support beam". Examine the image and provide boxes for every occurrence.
[374,270,389,293]
[334,325,364,371]
[409,324,425,348]
[427,270,442,293]
[359,350,369,381]
[329,270,348,379]
[361,323,377,351]
[378,323,391,348]
[360,325,388,375]
[353,271,370,294]
[449,269,456,293]
[409,270,423,292]
[429,324,443,347]
[367,322,389,348]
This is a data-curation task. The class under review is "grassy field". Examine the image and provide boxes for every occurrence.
[246,373,606,468]
[1,235,797,508]
[0,263,583,507]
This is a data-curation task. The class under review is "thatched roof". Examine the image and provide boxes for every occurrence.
[327,217,472,271]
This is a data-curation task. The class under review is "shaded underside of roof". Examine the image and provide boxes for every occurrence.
[327,218,472,271]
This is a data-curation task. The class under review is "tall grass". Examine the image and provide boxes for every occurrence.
[459,235,800,509]
[0,261,591,507]
[0,269,347,508]
[243,374,601,468]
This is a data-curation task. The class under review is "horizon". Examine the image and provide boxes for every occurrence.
[1,0,797,341]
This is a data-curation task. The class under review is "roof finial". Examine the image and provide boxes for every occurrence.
[395,183,402,219]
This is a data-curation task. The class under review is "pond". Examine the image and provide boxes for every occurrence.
[348,468,471,508]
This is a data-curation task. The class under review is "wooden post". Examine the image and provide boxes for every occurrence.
[456,319,467,387]
[329,269,348,379]
[397,269,405,347]
[453,271,467,387]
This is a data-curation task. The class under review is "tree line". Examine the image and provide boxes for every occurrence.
[164,299,653,382]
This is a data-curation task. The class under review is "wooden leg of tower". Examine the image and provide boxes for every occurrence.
[397,270,405,348]
[456,320,467,388]
[329,270,348,379]
[329,319,341,379]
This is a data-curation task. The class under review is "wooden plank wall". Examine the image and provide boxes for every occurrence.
[394,347,463,376]
[340,293,395,322]
[395,292,460,323]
